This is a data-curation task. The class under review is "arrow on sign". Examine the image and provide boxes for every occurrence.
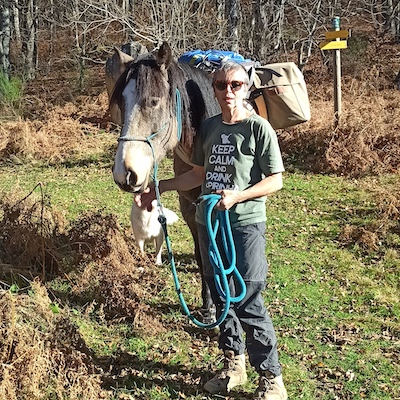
[319,40,348,50]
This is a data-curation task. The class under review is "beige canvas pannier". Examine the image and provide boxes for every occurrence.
[249,62,311,130]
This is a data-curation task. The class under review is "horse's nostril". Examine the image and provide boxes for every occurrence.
[126,169,138,187]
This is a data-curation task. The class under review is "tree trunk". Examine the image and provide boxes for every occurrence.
[49,0,54,62]
[0,0,11,77]
[21,0,38,80]
[385,0,400,41]
[227,0,239,52]
[252,0,285,63]
[12,0,21,42]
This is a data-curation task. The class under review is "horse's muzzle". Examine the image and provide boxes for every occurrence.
[114,181,146,194]
[112,150,151,194]
[114,172,149,194]
[115,181,135,193]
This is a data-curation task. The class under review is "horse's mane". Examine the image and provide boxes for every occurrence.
[109,54,217,149]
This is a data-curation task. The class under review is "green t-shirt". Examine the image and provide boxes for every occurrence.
[192,113,284,227]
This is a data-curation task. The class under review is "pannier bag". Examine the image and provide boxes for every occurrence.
[178,50,310,129]
[250,62,311,129]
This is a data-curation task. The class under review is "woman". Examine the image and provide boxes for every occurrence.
[137,60,287,400]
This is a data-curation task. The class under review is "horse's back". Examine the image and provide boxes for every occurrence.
[178,63,220,122]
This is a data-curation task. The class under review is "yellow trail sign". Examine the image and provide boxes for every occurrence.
[325,29,350,40]
[319,40,348,50]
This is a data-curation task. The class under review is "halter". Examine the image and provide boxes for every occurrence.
[117,88,182,194]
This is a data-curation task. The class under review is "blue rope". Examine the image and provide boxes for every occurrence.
[120,87,247,328]
[157,192,246,329]
[175,89,182,142]
[202,194,246,304]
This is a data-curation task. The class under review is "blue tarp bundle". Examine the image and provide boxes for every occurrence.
[178,49,252,70]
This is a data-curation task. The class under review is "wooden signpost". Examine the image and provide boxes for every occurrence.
[319,17,350,127]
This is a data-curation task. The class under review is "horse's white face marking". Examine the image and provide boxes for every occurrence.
[121,79,139,128]
[113,79,153,193]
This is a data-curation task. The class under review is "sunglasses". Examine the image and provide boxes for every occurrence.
[213,80,245,91]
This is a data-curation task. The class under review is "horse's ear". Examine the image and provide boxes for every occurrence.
[115,47,134,69]
[156,42,173,72]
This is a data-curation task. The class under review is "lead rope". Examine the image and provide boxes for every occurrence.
[125,89,246,328]
[156,189,247,329]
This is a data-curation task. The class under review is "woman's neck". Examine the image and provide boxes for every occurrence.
[221,107,252,124]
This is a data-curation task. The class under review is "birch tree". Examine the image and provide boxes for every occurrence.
[12,0,21,43]
[385,0,400,40]
[18,0,38,80]
[0,0,11,77]
[290,0,324,71]
[227,0,240,52]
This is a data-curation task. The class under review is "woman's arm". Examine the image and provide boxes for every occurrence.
[136,165,205,210]
[160,164,205,193]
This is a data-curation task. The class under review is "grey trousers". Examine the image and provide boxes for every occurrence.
[198,222,282,376]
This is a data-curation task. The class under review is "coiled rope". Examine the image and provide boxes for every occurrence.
[157,192,246,329]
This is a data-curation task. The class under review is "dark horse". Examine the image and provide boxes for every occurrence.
[109,42,220,321]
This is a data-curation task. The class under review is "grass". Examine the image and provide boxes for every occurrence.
[0,72,23,114]
[0,158,399,400]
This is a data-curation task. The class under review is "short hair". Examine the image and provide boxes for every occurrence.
[212,60,250,86]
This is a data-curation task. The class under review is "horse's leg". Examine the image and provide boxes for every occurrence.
[173,154,215,322]
[178,194,215,322]
[193,228,216,323]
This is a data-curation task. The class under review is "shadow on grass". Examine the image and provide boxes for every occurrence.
[170,252,201,272]
[98,351,253,399]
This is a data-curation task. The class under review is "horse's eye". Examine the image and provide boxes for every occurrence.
[147,97,160,108]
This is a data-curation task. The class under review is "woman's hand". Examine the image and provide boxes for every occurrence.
[135,183,156,211]
[214,173,283,210]
[214,190,241,210]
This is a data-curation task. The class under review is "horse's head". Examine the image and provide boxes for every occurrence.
[111,42,187,193]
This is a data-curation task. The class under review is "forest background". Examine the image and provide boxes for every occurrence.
[0,1,399,400]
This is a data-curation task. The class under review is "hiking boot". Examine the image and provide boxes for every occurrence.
[253,371,288,400]
[204,350,247,394]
